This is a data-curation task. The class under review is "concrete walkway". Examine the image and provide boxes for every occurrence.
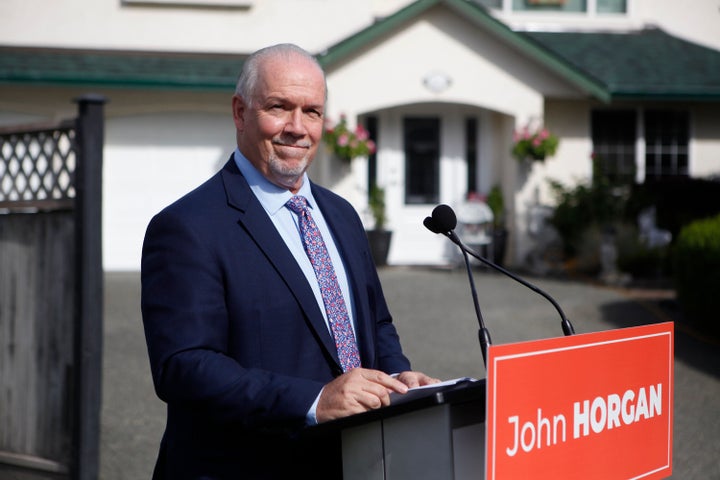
[100,268,719,479]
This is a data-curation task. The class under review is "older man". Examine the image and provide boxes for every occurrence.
[141,43,437,478]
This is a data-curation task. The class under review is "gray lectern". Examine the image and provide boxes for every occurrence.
[312,379,486,480]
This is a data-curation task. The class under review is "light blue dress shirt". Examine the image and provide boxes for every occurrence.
[233,149,357,424]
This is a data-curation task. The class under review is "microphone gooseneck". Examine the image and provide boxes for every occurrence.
[426,204,492,367]
[459,243,576,336]
[424,204,576,338]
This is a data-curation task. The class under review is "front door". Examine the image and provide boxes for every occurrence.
[376,106,480,265]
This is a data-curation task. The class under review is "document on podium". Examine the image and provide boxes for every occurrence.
[390,377,478,405]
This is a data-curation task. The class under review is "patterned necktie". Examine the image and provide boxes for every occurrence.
[286,195,361,372]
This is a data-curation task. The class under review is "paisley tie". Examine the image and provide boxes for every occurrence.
[286,195,361,372]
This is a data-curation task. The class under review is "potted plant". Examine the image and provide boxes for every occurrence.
[366,184,392,266]
[486,184,508,266]
[511,124,559,162]
[322,114,376,162]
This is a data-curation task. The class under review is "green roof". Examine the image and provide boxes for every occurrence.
[1,0,719,101]
[0,47,244,91]
[522,28,720,100]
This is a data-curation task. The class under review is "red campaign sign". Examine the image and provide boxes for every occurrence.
[486,322,674,480]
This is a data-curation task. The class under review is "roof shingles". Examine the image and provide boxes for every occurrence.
[0,48,244,90]
[522,28,720,99]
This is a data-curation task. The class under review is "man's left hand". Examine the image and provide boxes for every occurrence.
[395,371,441,389]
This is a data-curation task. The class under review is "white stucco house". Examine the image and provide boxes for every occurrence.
[1,0,719,270]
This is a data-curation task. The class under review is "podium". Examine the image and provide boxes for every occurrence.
[309,323,674,480]
[313,379,486,480]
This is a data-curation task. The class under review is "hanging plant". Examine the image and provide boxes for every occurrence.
[511,124,559,162]
[323,115,376,162]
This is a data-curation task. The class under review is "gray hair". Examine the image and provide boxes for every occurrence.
[235,43,327,106]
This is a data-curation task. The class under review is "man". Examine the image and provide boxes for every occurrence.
[141,43,438,478]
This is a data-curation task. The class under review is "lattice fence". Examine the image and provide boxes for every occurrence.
[0,119,76,211]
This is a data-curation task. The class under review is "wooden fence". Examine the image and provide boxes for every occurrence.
[0,95,105,480]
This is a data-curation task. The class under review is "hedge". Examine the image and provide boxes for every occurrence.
[673,213,720,337]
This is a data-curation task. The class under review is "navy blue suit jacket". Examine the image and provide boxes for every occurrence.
[141,158,411,478]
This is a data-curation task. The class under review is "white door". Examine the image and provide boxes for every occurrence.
[375,106,481,265]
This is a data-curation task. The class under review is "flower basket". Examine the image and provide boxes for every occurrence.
[511,124,559,162]
[323,115,376,162]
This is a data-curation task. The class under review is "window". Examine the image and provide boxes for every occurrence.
[597,0,626,14]
[644,110,689,179]
[591,110,637,183]
[513,0,586,13]
[465,117,478,195]
[404,117,440,205]
[366,116,378,189]
[493,0,626,14]
[592,109,690,182]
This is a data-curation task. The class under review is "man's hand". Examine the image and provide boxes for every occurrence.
[395,371,441,389]
[315,369,442,423]
[316,368,408,423]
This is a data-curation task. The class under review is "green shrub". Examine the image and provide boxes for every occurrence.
[673,214,720,336]
[548,159,629,257]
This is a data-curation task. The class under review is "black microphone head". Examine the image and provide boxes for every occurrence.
[431,204,457,232]
[423,216,441,234]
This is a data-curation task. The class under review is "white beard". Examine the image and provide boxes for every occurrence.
[268,152,309,188]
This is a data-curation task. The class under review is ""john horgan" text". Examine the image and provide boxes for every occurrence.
[506,383,662,457]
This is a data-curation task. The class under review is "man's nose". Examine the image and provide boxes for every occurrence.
[284,109,307,135]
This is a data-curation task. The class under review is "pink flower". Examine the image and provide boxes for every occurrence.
[355,125,369,141]
[338,133,349,147]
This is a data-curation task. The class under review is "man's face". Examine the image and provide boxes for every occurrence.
[233,54,326,192]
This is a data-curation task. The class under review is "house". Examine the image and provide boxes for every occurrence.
[1,0,719,270]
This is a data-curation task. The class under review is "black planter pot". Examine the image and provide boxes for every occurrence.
[492,228,508,266]
[366,229,392,266]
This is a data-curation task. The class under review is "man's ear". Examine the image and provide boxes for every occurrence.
[232,95,246,132]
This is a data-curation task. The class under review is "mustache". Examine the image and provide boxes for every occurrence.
[273,137,312,148]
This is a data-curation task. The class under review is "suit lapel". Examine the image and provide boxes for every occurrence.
[220,160,342,372]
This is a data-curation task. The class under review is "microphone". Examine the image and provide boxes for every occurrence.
[424,204,576,338]
[425,205,492,367]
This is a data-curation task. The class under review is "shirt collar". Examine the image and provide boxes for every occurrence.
[233,148,315,215]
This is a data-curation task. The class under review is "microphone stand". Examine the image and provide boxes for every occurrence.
[457,238,492,367]
[445,230,575,336]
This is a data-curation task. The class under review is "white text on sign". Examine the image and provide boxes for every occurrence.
[505,383,663,457]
